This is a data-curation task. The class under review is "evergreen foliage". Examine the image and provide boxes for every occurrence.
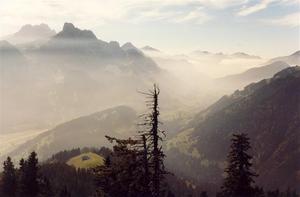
[1,157,17,197]
[220,133,257,197]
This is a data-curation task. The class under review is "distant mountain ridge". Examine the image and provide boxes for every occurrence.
[231,52,261,59]
[217,61,290,91]
[215,50,300,92]
[1,106,137,162]
[141,45,160,52]
[269,50,300,65]
[167,66,300,190]
[3,24,56,44]
[36,22,159,73]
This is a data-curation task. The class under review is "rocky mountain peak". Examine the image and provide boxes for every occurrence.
[55,23,97,40]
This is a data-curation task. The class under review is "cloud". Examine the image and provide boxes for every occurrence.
[0,0,217,35]
[0,0,298,37]
[237,0,299,16]
[202,0,247,9]
[171,7,211,24]
[125,3,211,25]
[264,12,300,27]
[237,0,276,16]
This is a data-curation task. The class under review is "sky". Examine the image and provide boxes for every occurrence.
[0,0,299,58]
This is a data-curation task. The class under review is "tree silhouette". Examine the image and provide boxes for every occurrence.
[2,157,17,197]
[220,133,257,197]
[200,191,208,197]
[59,186,71,197]
[19,151,39,197]
[139,84,168,197]
[94,135,142,197]
[94,84,168,197]
[38,176,54,197]
[141,134,150,196]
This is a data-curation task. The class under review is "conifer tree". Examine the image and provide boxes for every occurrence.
[200,191,208,197]
[220,133,257,197]
[94,136,141,197]
[18,158,27,196]
[253,186,265,197]
[139,84,168,197]
[19,151,39,197]
[2,157,17,197]
[59,186,71,197]
[39,176,54,197]
[141,134,150,196]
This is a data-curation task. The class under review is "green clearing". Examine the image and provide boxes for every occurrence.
[67,152,104,169]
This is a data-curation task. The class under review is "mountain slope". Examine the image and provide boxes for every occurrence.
[216,61,290,91]
[0,40,27,69]
[167,66,300,190]
[2,106,137,161]
[269,51,300,65]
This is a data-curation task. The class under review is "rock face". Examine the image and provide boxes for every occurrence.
[54,23,97,40]
[167,66,300,190]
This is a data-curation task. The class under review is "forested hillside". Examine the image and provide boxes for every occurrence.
[167,66,300,191]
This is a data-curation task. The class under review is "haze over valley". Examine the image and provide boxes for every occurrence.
[0,1,299,196]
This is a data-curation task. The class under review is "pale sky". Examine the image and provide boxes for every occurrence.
[0,0,299,57]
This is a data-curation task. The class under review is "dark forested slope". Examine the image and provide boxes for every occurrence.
[167,66,300,190]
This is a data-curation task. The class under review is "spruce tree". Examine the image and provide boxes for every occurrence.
[39,176,54,197]
[94,136,141,197]
[59,186,71,197]
[200,191,208,197]
[2,157,17,197]
[220,133,257,197]
[19,152,39,197]
[18,158,27,196]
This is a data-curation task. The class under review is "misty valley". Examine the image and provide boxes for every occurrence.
[0,22,299,197]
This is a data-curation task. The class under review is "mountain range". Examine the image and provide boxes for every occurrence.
[0,23,166,134]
